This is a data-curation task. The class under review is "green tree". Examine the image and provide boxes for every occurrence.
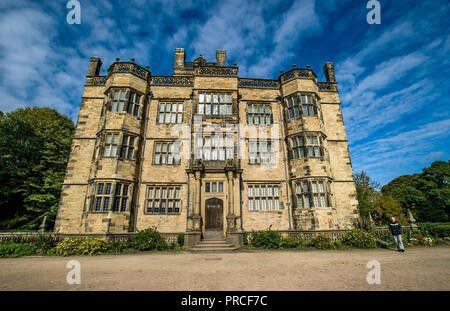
[382,161,449,222]
[354,171,380,219]
[372,194,406,224]
[0,107,74,230]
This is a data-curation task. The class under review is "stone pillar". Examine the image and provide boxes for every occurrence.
[190,170,202,232]
[226,170,237,232]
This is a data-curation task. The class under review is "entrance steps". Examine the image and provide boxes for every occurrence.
[190,238,239,253]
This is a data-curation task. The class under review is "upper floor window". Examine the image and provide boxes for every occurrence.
[104,133,120,157]
[248,184,280,211]
[103,133,137,160]
[112,90,127,112]
[146,185,181,214]
[194,135,234,160]
[295,180,332,208]
[127,92,141,117]
[91,182,130,213]
[289,134,324,160]
[249,140,274,164]
[286,94,319,119]
[198,94,232,116]
[109,90,142,117]
[158,103,183,124]
[120,135,135,160]
[154,142,181,165]
[247,104,272,125]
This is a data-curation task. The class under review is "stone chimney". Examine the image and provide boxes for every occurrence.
[174,48,186,70]
[323,62,336,83]
[88,57,102,76]
[216,50,226,66]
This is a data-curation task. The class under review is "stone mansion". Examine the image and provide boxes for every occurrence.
[54,48,360,246]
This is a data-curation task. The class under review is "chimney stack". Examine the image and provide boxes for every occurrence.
[88,57,102,76]
[216,50,226,66]
[174,48,186,69]
[323,62,336,83]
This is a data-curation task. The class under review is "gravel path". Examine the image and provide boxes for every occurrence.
[0,247,449,291]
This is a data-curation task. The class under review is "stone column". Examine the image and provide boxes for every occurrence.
[226,170,237,232]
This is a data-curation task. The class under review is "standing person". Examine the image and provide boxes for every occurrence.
[389,217,405,252]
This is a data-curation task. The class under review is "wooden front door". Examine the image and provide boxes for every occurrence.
[205,198,223,238]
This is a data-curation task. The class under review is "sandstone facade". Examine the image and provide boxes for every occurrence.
[54,49,360,245]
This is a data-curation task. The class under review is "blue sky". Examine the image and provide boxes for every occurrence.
[0,0,449,186]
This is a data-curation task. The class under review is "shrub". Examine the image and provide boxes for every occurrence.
[342,229,377,248]
[0,243,37,257]
[310,233,335,249]
[177,233,184,247]
[249,228,297,249]
[417,223,450,238]
[32,234,60,255]
[55,237,110,256]
[129,227,169,251]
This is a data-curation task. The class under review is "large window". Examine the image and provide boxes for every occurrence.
[286,94,319,119]
[195,135,234,160]
[198,94,232,116]
[103,133,137,159]
[247,104,272,125]
[295,180,332,208]
[289,134,324,160]
[120,135,135,160]
[112,184,129,212]
[104,133,120,157]
[92,182,130,212]
[146,185,181,214]
[248,184,280,211]
[111,90,127,112]
[127,92,141,117]
[109,90,142,117]
[249,140,274,164]
[158,103,183,124]
[154,142,181,164]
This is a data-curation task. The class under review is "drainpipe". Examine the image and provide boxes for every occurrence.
[277,96,292,230]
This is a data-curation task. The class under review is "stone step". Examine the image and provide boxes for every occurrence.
[190,246,240,252]
[193,243,235,248]
[189,238,239,252]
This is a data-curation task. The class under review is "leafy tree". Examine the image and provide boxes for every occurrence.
[354,171,380,219]
[0,107,74,231]
[382,161,449,222]
[372,194,406,224]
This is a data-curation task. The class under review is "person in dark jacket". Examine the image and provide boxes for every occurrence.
[389,217,405,252]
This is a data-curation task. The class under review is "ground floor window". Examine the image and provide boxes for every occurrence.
[91,182,131,212]
[295,180,332,208]
[248,184,280,211]
[146,185,181,214]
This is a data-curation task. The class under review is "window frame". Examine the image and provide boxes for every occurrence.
[295,179,332,209]
[247,184,280,211]
[198,93,233,116]
[153,141,181,165]
[145,185,182,215]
